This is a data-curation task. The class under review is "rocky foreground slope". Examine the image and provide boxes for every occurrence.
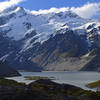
[0,6,100,71]
[0,61,20,77]
[0,79,100,100]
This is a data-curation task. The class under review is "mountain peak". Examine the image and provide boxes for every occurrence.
[1,6,17,13]
[0,6,26,15]
[54,10,81,19]
[0,6,87,41]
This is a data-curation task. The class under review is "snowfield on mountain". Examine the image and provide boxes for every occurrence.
[0,6,100,71]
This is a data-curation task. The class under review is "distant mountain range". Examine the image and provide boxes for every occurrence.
[0,6,100,71]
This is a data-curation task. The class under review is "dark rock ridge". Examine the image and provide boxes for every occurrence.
[0,61,20,77]
[80,25,100,71]
[0,32,42,71]
[81,48,100,71]
[0,79,100,100]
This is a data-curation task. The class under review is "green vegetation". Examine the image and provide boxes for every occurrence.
[88,80,100,88]
[89,48,98,56]
[67,88,100,100]
[0,79,25,87]
[30,79,100,100]
[0,79,100,100]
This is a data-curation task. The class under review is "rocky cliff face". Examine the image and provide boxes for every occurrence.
[32,29,89,70]
[81,48,100,71]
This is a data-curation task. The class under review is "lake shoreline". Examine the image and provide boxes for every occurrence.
[7,71,100,92]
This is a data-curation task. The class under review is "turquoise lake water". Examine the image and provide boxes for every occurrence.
[7,71,100,91]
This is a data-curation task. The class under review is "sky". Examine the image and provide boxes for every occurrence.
[0,0,100,18]
[19,0,100,10]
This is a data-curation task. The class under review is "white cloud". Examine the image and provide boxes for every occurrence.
[0,1,99,18]
[71,2,100,18]
[0,0,25,11]
[32,2,100,19]
[32,7,70,15]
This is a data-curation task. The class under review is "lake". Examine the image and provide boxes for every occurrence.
[7,71,100,91]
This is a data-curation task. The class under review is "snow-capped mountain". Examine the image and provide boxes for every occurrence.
[0,6,100,71]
